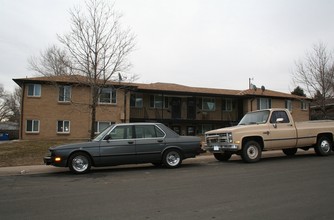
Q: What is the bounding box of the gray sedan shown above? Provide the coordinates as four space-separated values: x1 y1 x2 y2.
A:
44 123 202 174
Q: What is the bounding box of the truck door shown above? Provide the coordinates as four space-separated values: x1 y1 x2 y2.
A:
265 110 297 149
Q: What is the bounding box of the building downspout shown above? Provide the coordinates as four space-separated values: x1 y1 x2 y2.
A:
20 84 25 140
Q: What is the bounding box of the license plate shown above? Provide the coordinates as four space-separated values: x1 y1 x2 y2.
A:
213 146 220 151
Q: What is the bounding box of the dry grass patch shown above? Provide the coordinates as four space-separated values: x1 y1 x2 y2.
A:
0 140 82 167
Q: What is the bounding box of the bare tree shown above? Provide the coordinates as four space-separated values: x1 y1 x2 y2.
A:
27 0 135 138
0 85 12 122
292 42 334 118
58 0 135 138
7 87 22 123
28 45 72 76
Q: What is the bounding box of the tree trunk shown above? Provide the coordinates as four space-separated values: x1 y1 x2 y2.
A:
90 86 99 139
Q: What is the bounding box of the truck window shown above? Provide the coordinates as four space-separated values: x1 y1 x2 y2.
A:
270 111 290 123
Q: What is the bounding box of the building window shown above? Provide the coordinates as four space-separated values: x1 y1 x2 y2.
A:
27 84 41 97
99 88 117 104
202 97 216 111
285 100 292 111
57 120 70 133
301 100 308 110
222 98 232 111
150 95 168 108
59 85 71 102
26 120 39 133
130 94 143 108
95 121 113 133
257 98 271 110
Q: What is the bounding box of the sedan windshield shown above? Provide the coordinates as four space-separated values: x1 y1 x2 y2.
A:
238 110 270 125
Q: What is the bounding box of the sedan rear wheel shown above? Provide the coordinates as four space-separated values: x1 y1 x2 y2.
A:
163 149 182 168
68 152 91 174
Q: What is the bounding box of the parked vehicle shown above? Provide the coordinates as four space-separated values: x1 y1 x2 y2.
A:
44 123 202 174
205 108 334 163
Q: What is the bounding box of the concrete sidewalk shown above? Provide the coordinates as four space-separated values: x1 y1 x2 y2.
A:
0 165 68 176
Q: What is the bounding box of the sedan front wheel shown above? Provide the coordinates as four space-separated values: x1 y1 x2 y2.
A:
68 152 92 174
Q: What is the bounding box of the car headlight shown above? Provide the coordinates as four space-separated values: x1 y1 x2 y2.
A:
227 132 233 143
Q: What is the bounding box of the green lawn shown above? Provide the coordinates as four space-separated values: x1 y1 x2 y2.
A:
0 140 82 167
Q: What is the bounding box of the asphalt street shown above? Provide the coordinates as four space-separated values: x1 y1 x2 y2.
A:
0 151 334 220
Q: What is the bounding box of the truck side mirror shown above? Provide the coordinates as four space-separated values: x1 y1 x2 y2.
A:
273 118 284 128
276 118 284 123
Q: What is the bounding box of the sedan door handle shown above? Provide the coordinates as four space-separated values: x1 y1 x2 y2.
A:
128 141 134 144
157 139 163 143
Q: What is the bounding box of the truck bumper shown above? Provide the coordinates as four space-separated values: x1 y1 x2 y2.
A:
205 144 239 152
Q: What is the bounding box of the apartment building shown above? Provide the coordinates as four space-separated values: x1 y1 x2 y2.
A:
13 75 310 140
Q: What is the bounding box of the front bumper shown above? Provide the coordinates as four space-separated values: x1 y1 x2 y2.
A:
43 155 67 167
43 156 52 165
205 144 239 152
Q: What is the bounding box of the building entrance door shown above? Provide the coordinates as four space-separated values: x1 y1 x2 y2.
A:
187 97 196 120
171 97 181 119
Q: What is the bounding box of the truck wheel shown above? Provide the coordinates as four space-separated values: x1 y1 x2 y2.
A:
163 149 182 168
282 148 298 156
241 141 261 163
68 152 92 174
214 152 232 161
315 136 332 156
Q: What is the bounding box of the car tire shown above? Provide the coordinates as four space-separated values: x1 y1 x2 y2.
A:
241 140 262 163
282 148 298 156
68 152 92 174
315 136 332 156
163 149 182 168
214 152 232 161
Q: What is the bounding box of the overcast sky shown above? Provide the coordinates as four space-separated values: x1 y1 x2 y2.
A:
1 0 334 94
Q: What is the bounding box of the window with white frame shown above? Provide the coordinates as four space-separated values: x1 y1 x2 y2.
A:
58 85 71 102
301 100 308 110
27 84 41 97
57 120 70 133
150 95 168 108
95 121 113 133
99 88 117 104
202 97 216 111
130 93 143 108
257 98 271 110
285 100 292 111
222 98 232 111
26 120 40 133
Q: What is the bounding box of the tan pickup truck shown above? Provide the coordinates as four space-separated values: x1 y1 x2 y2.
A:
205 108 334 163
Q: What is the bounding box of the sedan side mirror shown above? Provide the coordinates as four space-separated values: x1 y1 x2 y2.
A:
104 134 112 141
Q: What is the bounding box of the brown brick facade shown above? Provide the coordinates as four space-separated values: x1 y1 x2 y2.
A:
14 76 311 140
